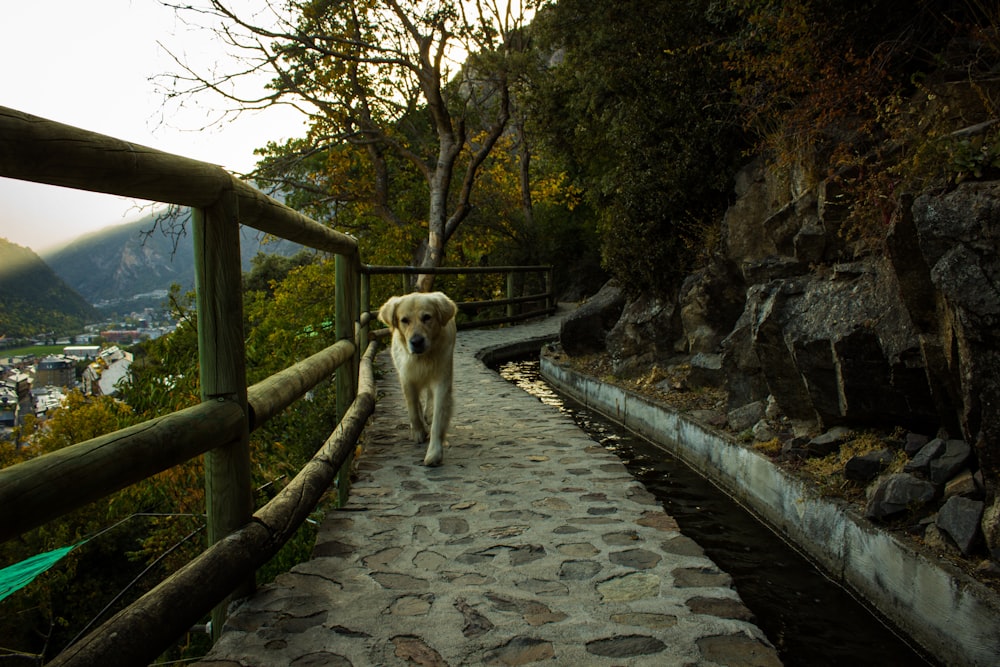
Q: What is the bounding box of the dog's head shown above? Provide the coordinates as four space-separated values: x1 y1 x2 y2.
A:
378 291 457 355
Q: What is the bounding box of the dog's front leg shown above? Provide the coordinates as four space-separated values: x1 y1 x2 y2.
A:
402 382 428 445
424 383 452 467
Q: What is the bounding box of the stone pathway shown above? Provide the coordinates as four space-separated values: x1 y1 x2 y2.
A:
196 309 781 667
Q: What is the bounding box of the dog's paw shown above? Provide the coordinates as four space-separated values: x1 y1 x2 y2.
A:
423 442 443 467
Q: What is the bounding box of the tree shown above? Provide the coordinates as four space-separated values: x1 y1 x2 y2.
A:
525 0 748 294
161 0 540 291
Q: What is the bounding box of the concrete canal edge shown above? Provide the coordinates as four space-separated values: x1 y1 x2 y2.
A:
539 350 1000 667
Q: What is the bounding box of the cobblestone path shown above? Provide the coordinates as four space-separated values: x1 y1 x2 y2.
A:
196 310 781 667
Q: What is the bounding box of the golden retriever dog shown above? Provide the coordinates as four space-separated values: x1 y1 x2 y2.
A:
378 291 458 466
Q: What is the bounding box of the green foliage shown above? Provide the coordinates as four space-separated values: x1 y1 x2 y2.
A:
949 133 1000 181
0 261 350 658
243 250 320 295
0 392 147 662
118 285 201 418
0 237 97 338
527 0 748 293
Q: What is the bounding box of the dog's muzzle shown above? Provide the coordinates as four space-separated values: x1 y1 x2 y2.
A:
408 334 427 354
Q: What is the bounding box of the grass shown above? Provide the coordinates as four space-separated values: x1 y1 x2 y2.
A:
800 432 907 499
1 344 66 358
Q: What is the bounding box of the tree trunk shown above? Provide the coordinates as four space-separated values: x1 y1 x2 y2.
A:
516 116 534 229
416 133 460 292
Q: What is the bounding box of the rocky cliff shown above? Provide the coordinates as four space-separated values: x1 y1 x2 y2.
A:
560 160 1000 569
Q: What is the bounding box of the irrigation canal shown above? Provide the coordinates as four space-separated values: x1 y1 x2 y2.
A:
494 357 936 667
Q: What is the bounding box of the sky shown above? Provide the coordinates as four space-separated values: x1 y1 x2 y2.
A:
0 1 306 254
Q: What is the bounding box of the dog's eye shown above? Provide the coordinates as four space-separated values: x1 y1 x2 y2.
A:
400 317 410 325
421 313 432 323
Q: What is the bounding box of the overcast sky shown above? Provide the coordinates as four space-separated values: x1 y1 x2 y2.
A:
0 1 305 253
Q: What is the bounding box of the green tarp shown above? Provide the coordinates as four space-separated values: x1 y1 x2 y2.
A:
0 541 85 602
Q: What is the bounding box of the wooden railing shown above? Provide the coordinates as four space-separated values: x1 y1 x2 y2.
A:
0 106 553 665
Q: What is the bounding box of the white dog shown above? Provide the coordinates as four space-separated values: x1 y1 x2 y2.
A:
378 291 458 466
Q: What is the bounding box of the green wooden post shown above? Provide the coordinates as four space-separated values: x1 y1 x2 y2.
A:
360 270 371 346
191 191 253 639
335 253 360 506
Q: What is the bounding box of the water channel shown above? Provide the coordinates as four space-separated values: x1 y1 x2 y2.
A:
494 357 937 667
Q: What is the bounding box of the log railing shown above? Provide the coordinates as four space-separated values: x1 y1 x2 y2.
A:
0 105 553 665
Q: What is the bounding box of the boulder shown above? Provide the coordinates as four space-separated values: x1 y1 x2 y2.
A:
943 469 982 500
904 432 930 457
845 449 894 483
605 292 679 376
809 426 853 455
936 496 985 556
722 158 820 266
781 427 852 461
727 400 765 433
904 438 947 475
719 285 772 413
752 419 778 442
559 280 625 356
865 473 937 520
929 440 973 485
677 258 745 354
685 353 724 389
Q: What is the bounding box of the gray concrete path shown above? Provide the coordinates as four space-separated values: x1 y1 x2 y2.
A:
196 309 781 667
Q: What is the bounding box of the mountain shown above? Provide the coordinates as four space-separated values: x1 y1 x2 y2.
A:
0 238 98 338
42 209 307 309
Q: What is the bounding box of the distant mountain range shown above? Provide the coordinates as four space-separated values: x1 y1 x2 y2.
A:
1 209 307 337
41 209 306 308
0 237 97 338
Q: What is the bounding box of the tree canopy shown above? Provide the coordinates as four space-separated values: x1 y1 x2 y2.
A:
525 0 749 293
162 0 540 291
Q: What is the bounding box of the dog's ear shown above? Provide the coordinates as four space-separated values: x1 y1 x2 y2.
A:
430 292 457 323
378 296 400 330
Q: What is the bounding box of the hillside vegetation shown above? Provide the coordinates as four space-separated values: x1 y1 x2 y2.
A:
0 237 96 338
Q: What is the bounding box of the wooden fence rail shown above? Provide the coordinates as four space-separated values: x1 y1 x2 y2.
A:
0 400 244 544
361 263 556 322
49 341 380 667
0 105 554 663
0 107 357 256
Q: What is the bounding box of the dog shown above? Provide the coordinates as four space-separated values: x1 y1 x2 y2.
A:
377 291 458 466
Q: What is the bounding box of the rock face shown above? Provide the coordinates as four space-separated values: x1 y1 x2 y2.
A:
561 158 1000 499
721 262 936 427
905 184 1000 487
557 162 1000 565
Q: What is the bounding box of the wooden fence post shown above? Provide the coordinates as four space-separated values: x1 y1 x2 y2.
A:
545 267 554 312
191 190 253 639
335 252 360 506
360 270 371 346
506 271 516 320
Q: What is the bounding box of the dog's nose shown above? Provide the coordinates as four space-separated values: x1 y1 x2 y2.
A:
409 334 426 354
